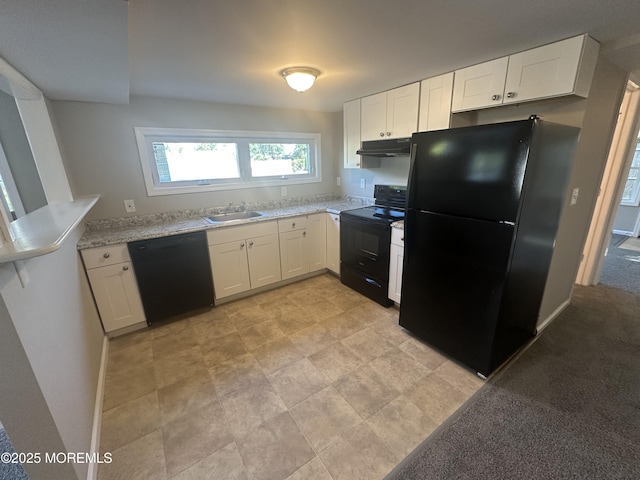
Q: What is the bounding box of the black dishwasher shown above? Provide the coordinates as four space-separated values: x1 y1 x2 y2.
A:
128 231 214 324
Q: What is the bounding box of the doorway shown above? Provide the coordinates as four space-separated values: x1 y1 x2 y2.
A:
578 80 640 293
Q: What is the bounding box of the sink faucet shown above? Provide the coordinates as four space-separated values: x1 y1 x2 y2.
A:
240 201 246 211
226 201 234 213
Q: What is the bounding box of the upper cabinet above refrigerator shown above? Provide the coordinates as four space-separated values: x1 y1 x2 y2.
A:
452 34 600 112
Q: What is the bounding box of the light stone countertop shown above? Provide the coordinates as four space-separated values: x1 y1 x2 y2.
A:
77 200 362 250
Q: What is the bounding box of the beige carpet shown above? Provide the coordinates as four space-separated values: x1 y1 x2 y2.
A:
618 236 640 252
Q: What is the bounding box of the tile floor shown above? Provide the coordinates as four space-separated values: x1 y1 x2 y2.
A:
97 273 484 480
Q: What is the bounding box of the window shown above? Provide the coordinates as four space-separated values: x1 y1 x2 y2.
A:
134 128 321 196
621 141 640 206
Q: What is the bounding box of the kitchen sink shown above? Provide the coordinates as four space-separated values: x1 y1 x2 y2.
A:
204 211 264 223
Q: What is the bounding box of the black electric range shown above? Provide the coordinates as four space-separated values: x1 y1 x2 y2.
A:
340 185 406 306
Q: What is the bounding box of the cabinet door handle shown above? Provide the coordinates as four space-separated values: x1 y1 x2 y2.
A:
379 132 385 137
491 94 501 101
292 222 296 228
386 132 391 137
506 92 515 98
249 241 254 247
122 265 129 271
303 231 307 237
240 242 245 249
401 237 404 241
103 253 110 258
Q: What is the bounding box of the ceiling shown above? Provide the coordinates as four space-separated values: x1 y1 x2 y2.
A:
2 0 640 112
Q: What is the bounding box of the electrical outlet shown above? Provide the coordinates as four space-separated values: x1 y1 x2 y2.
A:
124 199 136 213
360 178 366 189
570 188 579 206
281 186 287 197
336 176 341 186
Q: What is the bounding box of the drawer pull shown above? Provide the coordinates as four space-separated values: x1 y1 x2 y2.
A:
103 253 111 259
122 265 129 271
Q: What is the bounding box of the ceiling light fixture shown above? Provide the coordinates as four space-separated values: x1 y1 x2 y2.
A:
281 67 320 92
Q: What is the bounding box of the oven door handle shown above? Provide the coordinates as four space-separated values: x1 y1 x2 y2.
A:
365 277 383 288
340 215 391 232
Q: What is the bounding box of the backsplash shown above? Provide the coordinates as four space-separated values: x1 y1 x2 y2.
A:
85 193 374 231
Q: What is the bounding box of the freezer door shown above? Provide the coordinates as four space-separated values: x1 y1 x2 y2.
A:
399 210 515 375
408 119 534 223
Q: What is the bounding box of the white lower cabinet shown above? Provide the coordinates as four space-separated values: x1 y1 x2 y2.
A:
207 221 281 300
208 240 251 298
388 227 405 304
278 213 328 280
308 213 327 272
82 244 146 333
278 216 309 280
205 212 339 301
326 213 340 274
279 229 309 280
247 234 282 288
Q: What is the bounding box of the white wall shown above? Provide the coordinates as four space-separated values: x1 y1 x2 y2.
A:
0 226 104 479
51 96 342 220
340 156 412 198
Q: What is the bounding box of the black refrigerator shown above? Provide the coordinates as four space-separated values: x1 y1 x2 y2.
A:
399 116 579 377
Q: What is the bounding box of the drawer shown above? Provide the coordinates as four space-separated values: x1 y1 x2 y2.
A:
207 220 278 245
391 227 405 247
82 244 131 269
277 216 307 233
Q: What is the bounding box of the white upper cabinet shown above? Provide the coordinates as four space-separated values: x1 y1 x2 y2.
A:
452 35 599 112
361 83 420 141
343 99 362 169
503 35 598 104
452 57 509 112
361 92 387 141
419 72 454 131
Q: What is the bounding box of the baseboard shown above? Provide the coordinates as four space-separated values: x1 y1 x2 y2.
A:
86 335 109 480
535 298 570 335
214 269 329 306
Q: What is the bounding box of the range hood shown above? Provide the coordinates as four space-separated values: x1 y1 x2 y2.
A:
356 137 411 157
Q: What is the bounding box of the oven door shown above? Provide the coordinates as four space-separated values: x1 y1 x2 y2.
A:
340 214 391 281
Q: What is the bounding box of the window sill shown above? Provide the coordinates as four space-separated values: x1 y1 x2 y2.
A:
0 195 99 263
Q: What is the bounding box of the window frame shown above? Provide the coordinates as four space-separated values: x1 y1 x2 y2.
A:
134 127 322 196
620 145 640 207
